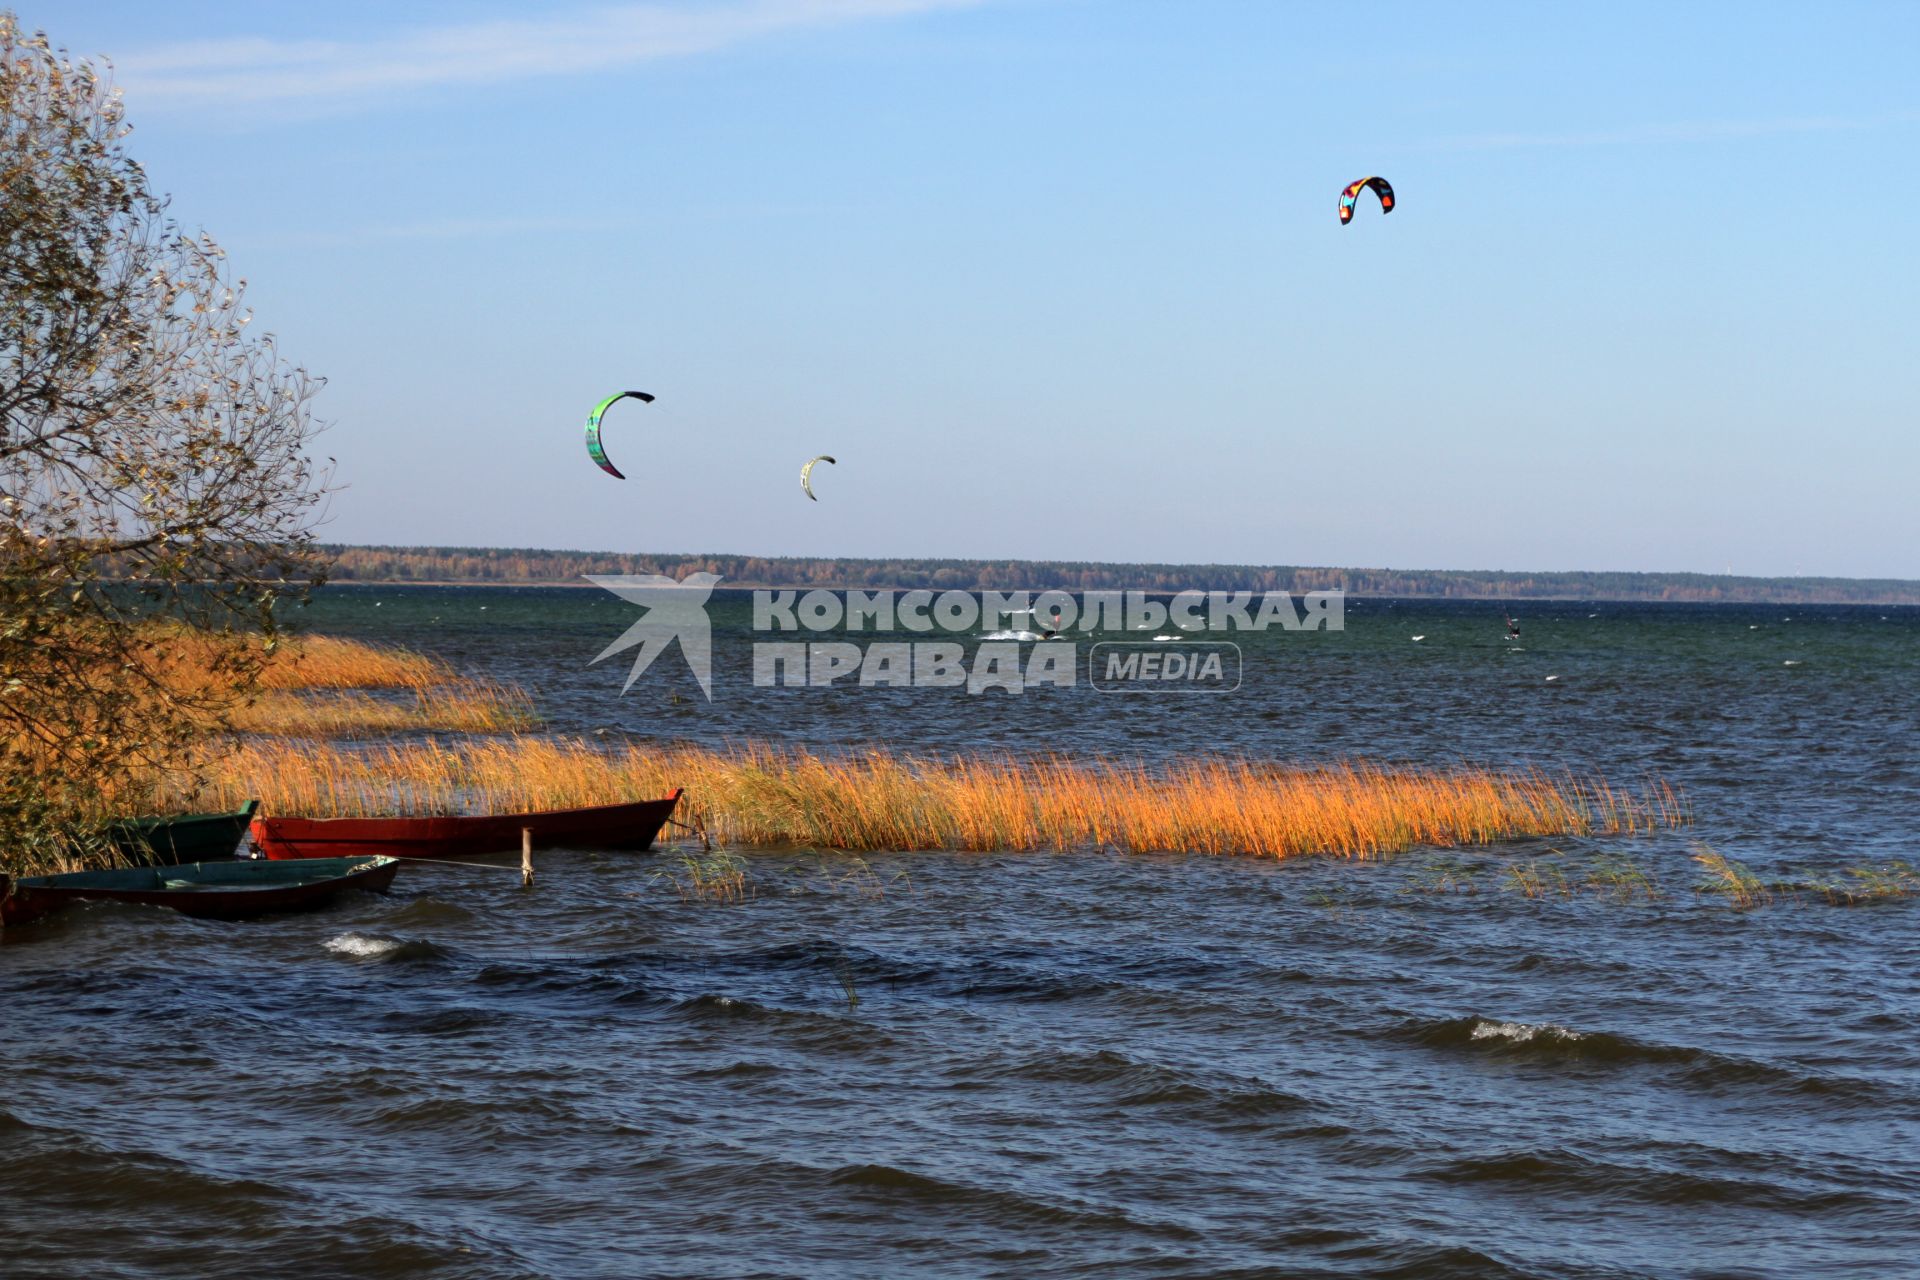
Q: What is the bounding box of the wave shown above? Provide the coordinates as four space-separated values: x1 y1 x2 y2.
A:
375 1004 517 1036
1416 1146 1901 1214
1406 1015 1904 1104
362 1090 582 1139
322 931 446 963
970 1047 1319 1133
0 1114 297 1227
683 1059 782 1080
1412 1015 1696 1063
825 1161 1202 1238
670 992 900 1055
627 939 943 994
652 938 1115 1004
470 959 651 1007
382 897 478 926
1470 1019 1586 1047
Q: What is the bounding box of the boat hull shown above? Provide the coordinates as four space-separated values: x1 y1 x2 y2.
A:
1 873 51 929
106 801 259 866
249 791 683 861
6 856 400 923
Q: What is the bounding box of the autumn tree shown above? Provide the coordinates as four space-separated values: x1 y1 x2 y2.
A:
2 15 330 866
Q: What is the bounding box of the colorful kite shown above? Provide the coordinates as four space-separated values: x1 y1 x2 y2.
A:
1339 176 1395 225
585 390 654 479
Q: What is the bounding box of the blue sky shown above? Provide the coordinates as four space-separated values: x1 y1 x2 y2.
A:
31 1 1920 576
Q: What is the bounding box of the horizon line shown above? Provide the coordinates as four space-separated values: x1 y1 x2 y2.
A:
312 543 1920 589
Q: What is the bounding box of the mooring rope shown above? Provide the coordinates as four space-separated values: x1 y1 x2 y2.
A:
664 813 712 851
377 855 532 873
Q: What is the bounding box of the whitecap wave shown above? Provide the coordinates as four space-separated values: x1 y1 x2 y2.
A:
979 629 1045 641
325 932 405 959
1469 1019 1583 1045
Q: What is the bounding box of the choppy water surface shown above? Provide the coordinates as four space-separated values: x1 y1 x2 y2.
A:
5 589 1918 1278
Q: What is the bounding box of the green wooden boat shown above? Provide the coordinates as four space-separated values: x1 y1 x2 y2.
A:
2 855 400 925
105 800 258 866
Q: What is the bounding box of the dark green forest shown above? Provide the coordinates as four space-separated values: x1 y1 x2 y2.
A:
319 545 1920 605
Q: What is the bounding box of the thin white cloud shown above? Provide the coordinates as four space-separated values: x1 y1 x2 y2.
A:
112 0 982 109
1435 110 1917 150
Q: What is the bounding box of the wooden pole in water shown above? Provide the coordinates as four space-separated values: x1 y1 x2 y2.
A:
521 827 533 888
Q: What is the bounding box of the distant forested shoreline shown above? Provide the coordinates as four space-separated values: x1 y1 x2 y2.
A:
315 546 1920 605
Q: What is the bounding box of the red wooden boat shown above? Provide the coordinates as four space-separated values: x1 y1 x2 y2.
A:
249 790 683 861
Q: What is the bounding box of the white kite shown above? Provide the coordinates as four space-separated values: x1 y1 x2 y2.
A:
800 454 836 502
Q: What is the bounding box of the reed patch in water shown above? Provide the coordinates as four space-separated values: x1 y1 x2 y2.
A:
1811 862 1920 905
139 628 459 694
1586 851 1662 900
1692 847 1773 908
1406 855 1488 894
835 961 860 1009
129 736 1687 860
1505 857 1574 900
227 683 536 737
116 630 536 737
198 632 533 733
1391 846 1909 912
253 633 456 691
654 852 755 904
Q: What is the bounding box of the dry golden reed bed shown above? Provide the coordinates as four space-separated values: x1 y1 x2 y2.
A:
229 684 534 736
140 737 1686 859
155 630 535 735
149 628 454 691
253 633 455 691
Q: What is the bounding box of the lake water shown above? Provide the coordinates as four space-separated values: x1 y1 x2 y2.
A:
4 587 1916 1278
